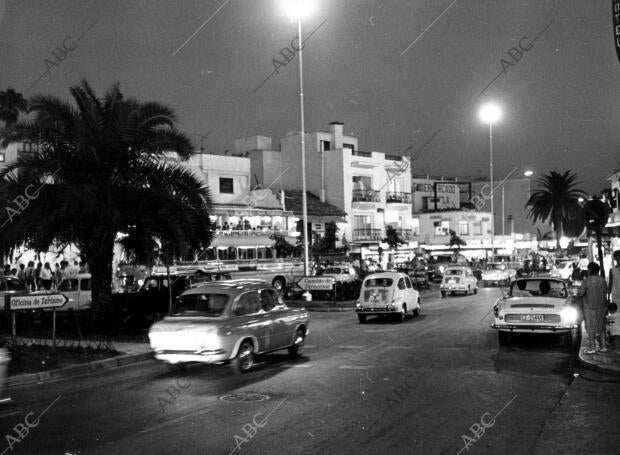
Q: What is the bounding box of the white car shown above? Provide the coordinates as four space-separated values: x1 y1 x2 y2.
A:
491 278 581 345
550 261 575 281
481 263 516 286
322 266 358 283
355 272 420 323
440 266 479 297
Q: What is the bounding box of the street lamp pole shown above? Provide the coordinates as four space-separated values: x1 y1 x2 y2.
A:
297 17 310 278
489 122 494 259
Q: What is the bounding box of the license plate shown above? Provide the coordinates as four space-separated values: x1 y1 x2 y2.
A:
449 279 456 284
520 314 544 321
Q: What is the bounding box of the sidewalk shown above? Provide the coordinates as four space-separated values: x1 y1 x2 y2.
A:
576 322 620 376
6 340 152 387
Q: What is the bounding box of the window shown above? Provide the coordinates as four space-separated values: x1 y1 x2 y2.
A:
397 278 406 290
0 153 5 163
404 277 412 288
411 219 420 236
58 279 79 291
219 177 234 194
459 221 469 235
320 140 331 151
473 222 482 235
434 221 449 236
343 143 355 152
259 289 279 311
80 278 91 291
233 292 262 316
352 175 372 190
353 215 372 230
172 293 228 317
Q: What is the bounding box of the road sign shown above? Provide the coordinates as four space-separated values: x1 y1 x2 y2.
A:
294 276 335 291
9 293 68 310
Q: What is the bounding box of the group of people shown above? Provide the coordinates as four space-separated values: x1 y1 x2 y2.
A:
578 251 620 354
3 260 87 291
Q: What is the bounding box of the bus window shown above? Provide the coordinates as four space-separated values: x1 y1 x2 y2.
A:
206 247 217 260
265 248 274 259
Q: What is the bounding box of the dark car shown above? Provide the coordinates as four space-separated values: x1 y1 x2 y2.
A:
113 269 232 329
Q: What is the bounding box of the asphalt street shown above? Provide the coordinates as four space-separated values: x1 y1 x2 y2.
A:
0 286 619 455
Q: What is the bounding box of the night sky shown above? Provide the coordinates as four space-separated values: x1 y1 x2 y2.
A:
1 0 618 193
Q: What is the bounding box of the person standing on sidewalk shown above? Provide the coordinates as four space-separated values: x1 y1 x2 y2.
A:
578 262 608 354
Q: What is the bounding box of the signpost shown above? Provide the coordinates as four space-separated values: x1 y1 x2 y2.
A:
294 276 335 291
8 294 68 347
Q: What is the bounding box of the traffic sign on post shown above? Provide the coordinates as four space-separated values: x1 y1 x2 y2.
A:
9 293 68 310
294 276 335 291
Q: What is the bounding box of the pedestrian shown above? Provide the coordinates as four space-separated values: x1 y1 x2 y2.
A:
40 262 53 290
578 254 589 280
34 262 42 290
578 262 608 354
16 264 26 283
25 261 35 291
607 250 620 311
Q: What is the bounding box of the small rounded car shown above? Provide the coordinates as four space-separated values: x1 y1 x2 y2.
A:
440 266 478 297
355 272 420 323
322 265 358 283
491 278 581 345
481 262 517 287
148 280 309 373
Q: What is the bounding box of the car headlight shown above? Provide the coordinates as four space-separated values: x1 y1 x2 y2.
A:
439 266 445 273
560 307 578 324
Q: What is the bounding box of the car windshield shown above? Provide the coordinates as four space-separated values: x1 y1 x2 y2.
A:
509 280 567 298
324 268 342 274
445 269 463 276
365 278 393 288
171 293 229 317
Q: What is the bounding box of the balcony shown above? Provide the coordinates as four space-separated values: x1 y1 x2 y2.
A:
392 228 413 240
352 189 381 202
386 192 412 204
353 228 382 241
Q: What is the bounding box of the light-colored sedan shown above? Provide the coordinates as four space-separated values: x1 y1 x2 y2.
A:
481 262 517 287
440 266 479 297
149 280 309 373
355 272 420 323
491 278 581 345
550 261 575 281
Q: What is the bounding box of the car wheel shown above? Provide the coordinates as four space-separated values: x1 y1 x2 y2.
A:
441 291 446 298
272 277 285 292
232 340 254 374
288 329 305 357
474 287 478 295
498 331 511 345
412 307 420 317
466 286 471 296
562 328 579 348
357 314 367 324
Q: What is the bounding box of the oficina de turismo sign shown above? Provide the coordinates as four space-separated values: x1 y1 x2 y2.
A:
9 294 68 310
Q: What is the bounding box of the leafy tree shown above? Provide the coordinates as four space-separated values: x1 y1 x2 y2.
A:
526 170 587 244
0 80 213 322
383 225 406 250
448 229 466 250
0 88 27 126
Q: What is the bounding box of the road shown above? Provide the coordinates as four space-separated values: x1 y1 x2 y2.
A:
0 286 619 454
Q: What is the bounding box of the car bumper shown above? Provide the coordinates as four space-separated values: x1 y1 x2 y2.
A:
440 285 468 291
491 323 578 333
356 307 400 314
152 348 229 364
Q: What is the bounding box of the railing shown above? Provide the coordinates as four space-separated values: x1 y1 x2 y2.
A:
386 192 412 204
215 228 293 237
385 154 403 161
351 150 372 158
352 189 380 202
353 228 382 241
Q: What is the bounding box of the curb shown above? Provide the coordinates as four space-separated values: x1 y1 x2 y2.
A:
576 323 620 377
6 351 154 387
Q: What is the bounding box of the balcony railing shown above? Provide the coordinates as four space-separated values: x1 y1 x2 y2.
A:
352 150 372 158
352 189 380 202
353 228 382 241
386 192 412 204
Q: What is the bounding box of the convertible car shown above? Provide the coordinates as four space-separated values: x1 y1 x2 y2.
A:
491 278 581 345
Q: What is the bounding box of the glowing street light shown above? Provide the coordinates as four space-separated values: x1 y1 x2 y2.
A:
523 170 534 177
478 103 503 260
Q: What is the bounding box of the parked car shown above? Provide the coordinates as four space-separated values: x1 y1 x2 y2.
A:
491 278 581 345
55 273 92 311
322 266 358 283
149 280 309 373
481 262 516 287
355 272 420 323
440 266 478 297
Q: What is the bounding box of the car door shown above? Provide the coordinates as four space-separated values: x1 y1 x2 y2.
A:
403 276 416 304
231 291 269 352
259 289 290 349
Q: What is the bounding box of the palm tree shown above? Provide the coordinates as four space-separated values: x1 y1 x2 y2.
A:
526 170 587 244
0 88 27 126
0 80 213 322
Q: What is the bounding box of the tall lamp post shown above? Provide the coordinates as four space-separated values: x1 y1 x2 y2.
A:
283 0 314 286
478 103 502 260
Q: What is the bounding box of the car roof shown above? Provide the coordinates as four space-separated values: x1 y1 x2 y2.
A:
364 272 407 280
181 280 271 296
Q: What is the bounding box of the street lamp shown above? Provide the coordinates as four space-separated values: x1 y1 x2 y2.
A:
478 103 503 260
283 0 313 291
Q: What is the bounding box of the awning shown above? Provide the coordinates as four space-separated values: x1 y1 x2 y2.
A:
211 205 293 217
